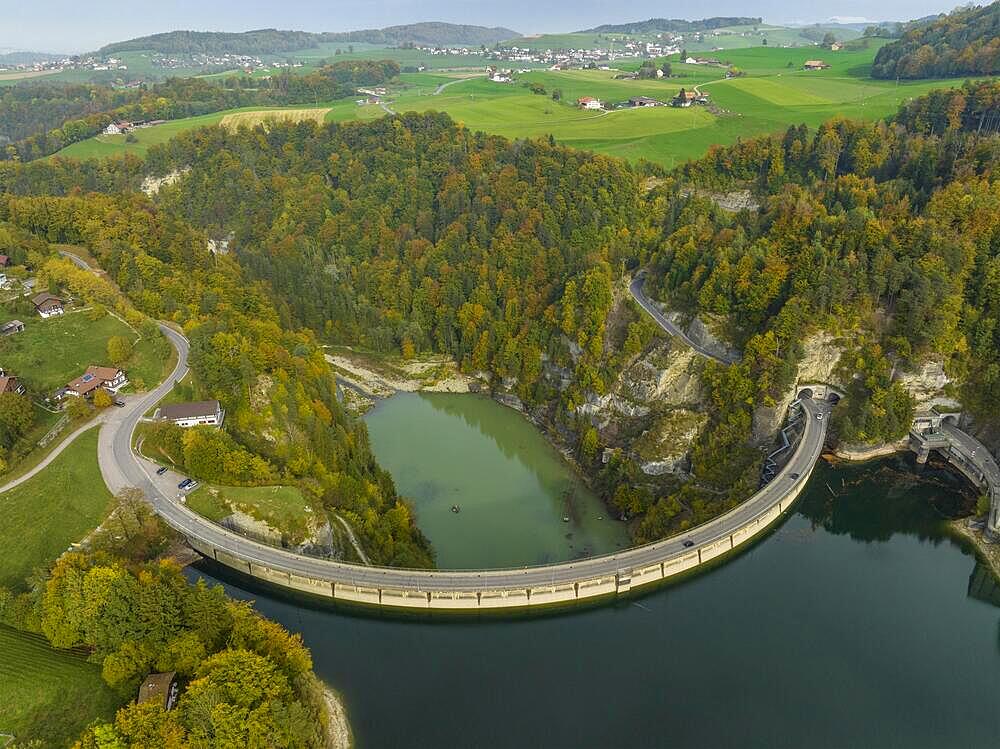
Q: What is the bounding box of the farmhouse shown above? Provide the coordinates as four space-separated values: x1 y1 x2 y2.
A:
138 672 178 711
104 120 134 135
628 96 663 107
0 374 26 395
156 399 225 428
0 319 25 336
577 96 603 110
804 60 830 70
66 365 128 398
830 42 843 51
31 293 64 318
671 89 698 107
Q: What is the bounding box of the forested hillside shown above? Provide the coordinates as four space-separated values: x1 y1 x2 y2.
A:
579 17 761 34
1 80 998 549
871 2 1000 79
97 22 518 56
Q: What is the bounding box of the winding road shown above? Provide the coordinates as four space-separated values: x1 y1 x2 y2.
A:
629 274 739 364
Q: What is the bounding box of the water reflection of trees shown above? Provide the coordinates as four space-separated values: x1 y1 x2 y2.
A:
419 392 588 495
797 461 973 545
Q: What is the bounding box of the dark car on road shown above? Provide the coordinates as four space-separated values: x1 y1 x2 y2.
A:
113 399 126 407
682 539 694 548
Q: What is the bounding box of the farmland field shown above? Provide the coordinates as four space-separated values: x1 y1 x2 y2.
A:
0 625 122 747
50 39 991 168
220 107 332 129
0 427 111 590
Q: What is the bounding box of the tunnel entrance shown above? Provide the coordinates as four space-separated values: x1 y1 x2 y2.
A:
797 388 814 400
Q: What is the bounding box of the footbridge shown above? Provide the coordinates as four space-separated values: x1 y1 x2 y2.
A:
96 324 833 610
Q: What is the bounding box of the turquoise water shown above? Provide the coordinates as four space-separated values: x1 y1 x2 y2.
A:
364 392 629 568
193 455 1000 748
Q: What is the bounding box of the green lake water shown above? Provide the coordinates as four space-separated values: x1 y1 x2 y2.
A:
363 392 630 568
193 454 1000 748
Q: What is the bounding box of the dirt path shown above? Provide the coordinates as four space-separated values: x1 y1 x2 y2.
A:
334 513 371 565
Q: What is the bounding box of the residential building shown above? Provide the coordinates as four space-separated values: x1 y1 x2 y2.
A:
577 96 603 110
156 400 225 428
137 672 178 711
104 120 134 135
671 90 698 107
31 292 64 318
66 365 128 398
0 374 26 395
629 96 663 107
1 320 25 336
804 60 830 70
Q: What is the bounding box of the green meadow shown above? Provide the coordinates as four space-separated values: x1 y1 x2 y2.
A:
0 427 112 591
0 625 122 747
51 39 990 168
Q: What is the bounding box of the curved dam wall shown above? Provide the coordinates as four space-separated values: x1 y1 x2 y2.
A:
186 476 811 611
176 400 825 611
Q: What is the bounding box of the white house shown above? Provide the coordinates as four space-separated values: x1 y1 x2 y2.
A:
66 366 128 398
577 96 603 110
156 400 225 428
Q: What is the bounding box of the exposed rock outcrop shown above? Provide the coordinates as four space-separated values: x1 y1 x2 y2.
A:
141 168 188 196
632 408 709 476
895 359 959 410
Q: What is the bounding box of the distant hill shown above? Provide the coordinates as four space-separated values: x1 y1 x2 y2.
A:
577 17 762 34
871 3 1000 79
0 51 63 64
96 23 518 57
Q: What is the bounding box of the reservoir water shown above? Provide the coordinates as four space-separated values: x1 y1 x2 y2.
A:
192 453 1000 748
363 392 629 568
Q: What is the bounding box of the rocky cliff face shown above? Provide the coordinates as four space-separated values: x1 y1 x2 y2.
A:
752 331 847 443
895 360 960 410
577 339 708 476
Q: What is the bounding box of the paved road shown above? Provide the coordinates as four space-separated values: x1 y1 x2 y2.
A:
628 274 739 365
941 423 1000 495
102 317 830 590
433 76 482 95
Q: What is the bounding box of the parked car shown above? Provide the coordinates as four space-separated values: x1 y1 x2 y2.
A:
185 481 199 491
177 478 192 489
156 466 168 475
113 399 126 408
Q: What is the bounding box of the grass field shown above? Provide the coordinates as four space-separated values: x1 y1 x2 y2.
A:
0 625 122 747
220 107 332 130
51 40 989 169
0 310 167 393
186 483 313 542
0 427 111 590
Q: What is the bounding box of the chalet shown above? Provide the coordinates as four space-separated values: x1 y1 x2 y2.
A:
804 60 830 70
66 365 128 398
0 320 25 336
137 672 178 711
0 374 26 395
156 400 225 428
830 42 843 51
31 293 64 318
577 96 603 110
628 96 663 108
671 90 698 107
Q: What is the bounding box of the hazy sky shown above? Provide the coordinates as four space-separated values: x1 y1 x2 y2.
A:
2 0 951 53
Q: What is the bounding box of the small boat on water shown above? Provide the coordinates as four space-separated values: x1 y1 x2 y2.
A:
451 505 460 514
562 516 570 523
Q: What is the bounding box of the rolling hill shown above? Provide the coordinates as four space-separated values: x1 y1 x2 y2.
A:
578 17 762 34
97 23 519 57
